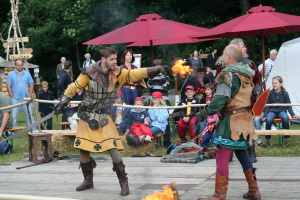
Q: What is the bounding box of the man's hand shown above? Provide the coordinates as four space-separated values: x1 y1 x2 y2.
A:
196 106 209 122
53 95 71 115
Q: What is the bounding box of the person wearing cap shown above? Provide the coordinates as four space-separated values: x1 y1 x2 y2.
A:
177 85 199 143
111 91 131 135
148 92 169 137
196 44 261 200
125 97 153 146
181 68 209 100
147 59 172 147
53 47 169 196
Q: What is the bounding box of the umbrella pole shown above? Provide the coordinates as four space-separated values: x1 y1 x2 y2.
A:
261 30 266 90
174 73 179 104
150 40 154 66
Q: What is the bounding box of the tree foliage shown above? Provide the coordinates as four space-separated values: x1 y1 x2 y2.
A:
0 0 300 96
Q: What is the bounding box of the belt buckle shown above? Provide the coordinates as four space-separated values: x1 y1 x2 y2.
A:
233 110 236 114
130 86 135 90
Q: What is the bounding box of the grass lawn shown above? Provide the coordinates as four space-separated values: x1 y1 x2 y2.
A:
1 108 300 164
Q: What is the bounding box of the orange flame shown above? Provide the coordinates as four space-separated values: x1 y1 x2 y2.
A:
171 59 193 79
142 185 174 200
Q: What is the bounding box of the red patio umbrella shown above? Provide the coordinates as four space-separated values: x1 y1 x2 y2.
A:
195 5 300 86
83 14 209 66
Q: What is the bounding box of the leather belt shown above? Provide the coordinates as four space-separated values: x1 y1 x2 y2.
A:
122 85 137 90
223 107 250 116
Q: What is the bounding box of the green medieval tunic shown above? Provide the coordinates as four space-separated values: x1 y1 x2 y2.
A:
206 62 257 150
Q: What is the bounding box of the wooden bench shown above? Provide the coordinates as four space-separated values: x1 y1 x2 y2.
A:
32 130 77 154
168 112 180 137
154 132 165 146
60 122 71 130
256 118 298 146
28 132 54 163
32 130 76 136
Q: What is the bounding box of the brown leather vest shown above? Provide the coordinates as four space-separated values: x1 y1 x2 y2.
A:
226 73 257 144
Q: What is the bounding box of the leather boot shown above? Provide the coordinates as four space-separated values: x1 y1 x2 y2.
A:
76 157 97 191
112 160 129 196
248 146 257 163
266 139 272 147
282 138 289 148
198 172 228 200
243 168 261 200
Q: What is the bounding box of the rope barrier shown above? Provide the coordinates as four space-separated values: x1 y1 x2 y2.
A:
0 98 299 111
0 101 29 111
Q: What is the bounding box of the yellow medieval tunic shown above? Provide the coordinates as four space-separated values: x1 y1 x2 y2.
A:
64 65 148 152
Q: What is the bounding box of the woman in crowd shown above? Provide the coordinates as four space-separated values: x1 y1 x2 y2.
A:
262 76 299 147
119 50 143 105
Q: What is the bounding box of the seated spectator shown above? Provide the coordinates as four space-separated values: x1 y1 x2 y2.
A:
0 92 14 154
199 83 215 134
38 81 54 130
262 76 299 147
147 59 171 147
198 84 217 147
148 92 169 136
111 91 130 135
199 113 218 147
177 85 199 143
125 97 153 147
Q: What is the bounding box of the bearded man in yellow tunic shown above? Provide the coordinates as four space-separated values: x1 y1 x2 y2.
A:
54 47 167 196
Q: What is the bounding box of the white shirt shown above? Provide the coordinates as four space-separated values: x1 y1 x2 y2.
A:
258 58 275 76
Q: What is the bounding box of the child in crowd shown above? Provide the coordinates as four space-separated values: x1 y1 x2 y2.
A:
177 85 199 143
148 92 169 136
262 76 299 147
111 91 130 135
125 97 153 147
147 60 172 147
38 81 54 130
147 59 170 105
205 66 214 84
199 83 218 147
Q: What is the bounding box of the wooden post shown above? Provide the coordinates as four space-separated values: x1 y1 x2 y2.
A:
174 73 178 96
170 182 180 200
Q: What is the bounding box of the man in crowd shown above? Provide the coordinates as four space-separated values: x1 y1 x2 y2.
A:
0 92 14 154
82 53 95 68
53 47 168 196
216 38 261 163
258 49 277 81
56 57 73 80
197 44 261 200
57 61 73 130
6 60 37 131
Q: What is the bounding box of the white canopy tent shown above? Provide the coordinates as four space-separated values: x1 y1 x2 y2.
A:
266 37 300 116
